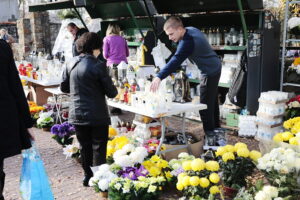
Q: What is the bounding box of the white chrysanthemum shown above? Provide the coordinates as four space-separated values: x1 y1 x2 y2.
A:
263 186 278 198
115 155 132 167
88 176 99 187
135 147 148 156
129 151 144 164
178 152 189 159
114 183 122 190
255 191 272 200
113 149 125 160
98 164 110 174
98 179 110 191
122 144 135 153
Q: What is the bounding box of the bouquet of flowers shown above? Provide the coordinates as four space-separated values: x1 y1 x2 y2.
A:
286 96 300 120
142 155 173 180
257 147 300 196
143 139 166 156
175 157 221 199
50 122 75 146
215 143 261 189
113 144 148 167
169 152 195 177
89 164 118 192
36 111 54 129
107 136 130 164
108 176 166 200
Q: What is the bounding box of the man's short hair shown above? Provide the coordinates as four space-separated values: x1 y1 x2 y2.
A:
76 32 102 54
67 22 77 28
163 17 184 30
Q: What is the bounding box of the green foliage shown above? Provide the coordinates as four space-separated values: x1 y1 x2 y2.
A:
219 157 256 188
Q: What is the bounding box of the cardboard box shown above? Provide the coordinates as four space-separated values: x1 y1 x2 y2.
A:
162 138 204 161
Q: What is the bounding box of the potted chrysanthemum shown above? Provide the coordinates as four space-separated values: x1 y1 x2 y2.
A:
215 143 261 198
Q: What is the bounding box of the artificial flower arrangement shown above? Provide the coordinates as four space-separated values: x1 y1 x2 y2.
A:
50 122 75 146
62 136 80 160
286 95 300 120
257 147 300 197
143 139 166 156
36 111 54 130
215 143 261 192
175 156 221 199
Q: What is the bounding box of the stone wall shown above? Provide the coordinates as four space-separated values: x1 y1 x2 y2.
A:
14 11 61 60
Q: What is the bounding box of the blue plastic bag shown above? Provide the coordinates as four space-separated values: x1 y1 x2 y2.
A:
20 144 54 200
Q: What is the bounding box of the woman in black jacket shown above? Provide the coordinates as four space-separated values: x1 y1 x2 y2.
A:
0 39 34 200
60 32 118 186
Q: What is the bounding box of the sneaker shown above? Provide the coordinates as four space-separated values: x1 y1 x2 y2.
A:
214 128 226 146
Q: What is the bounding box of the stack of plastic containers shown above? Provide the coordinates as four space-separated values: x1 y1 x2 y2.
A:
238 115 257 137
256 91 288 140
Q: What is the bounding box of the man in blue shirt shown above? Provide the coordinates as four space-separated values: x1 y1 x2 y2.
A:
150 17 222 146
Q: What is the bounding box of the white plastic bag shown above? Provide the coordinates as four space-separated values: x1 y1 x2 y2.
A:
151 40 172 69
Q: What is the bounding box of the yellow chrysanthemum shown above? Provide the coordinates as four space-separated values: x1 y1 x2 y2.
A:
191 158 205 171
209 186 220 194
222 152 235 162
189 176 200 186
151 155 161 162
181 176 190 187
282 132 294 141
289 137 299 145
209 173 220 184
249 150 262 161
234 142 248 152
236 148 250 158
224 145 235 152
176 183 184 191
178 173 187 182
149 167 160 177
273 133 284 142
182 160 192 171
205 161 220 171
215 146 227 157
199 178 210 188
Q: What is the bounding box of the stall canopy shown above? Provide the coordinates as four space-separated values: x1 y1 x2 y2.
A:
29 0 263 20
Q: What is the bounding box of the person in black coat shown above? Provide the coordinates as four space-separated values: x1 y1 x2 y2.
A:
0 39 34 200
60 32 118 187
67 22 88 57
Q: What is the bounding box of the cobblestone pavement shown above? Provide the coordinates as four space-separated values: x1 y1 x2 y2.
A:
3 112 258 200
3 128 99 200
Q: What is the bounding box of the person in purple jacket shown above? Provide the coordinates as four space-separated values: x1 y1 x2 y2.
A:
103 24 129 67
103 24 129 114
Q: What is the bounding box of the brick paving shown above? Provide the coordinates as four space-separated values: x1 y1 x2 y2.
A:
2 112 258 200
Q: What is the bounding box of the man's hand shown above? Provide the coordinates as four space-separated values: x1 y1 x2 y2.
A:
27 128 35 141
150 77 161 92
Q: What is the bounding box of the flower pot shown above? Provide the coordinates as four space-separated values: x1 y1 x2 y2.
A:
42 127 51 132
222 186 238 199
99 191 108 198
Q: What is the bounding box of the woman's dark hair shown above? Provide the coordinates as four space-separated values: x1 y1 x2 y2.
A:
75 32 102 54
